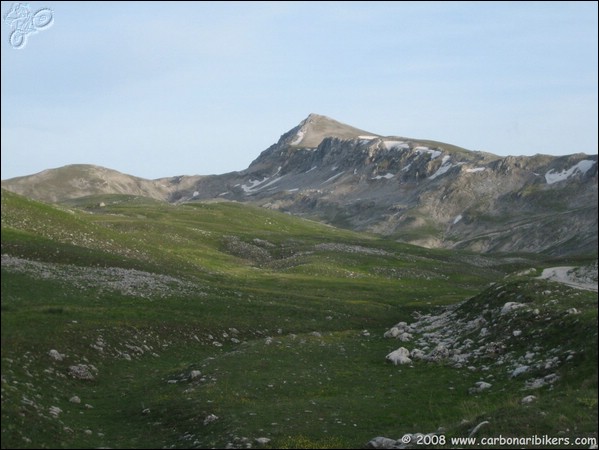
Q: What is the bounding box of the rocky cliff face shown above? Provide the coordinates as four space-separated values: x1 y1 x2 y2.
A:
178 115 597 255
3 114 597 256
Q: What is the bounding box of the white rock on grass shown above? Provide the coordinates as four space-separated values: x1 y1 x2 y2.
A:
255 437 271 446
68 364 96 381
521 395 537 404
49 406 62 417
69 395 81 404
525 373 560 390
410 349 425 360
511 365 530 378
203 414 219 425
48 349 64 361
469 381 492 394
500 302 526 315
525 378 545 389
398 332 413 342
365 436 399 449
428 344 450 361
384 327 401 338
386 347 412 365
189 370 202 380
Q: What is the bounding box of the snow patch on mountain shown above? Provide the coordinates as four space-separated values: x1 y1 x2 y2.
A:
545 160 596 184
372 173 395 180
290 130 305 146
322 172 344 184
261 176 285 190
429 156 453 180
241 177 269 193
383 141 409 150
414 146 442 159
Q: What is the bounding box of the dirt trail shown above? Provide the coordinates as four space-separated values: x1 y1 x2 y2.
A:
538 266 598 292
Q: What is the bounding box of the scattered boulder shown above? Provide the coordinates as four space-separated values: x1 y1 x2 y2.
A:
365 436 401 449
428 344 450 361
69 395 81 404
469 381 492 394
511 365 530 378
398 332 413 342
484 341 506 357
521 395 537 404
384 327 401 338
525 373 560 389
410 348 425 360
48 349 64 361
384 322 415 340
48 406 62 418
255 437 271 446
500 302 526 315
68 364 96 381
203 414 219 425
386 347 412 365
190 370 202 380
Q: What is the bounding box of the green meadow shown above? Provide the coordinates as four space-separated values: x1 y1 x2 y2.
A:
1 190 596 448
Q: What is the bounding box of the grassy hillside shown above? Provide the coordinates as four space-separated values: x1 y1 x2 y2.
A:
1 190 596 448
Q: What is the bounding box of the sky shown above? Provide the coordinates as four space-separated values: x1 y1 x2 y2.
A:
1 1 597 180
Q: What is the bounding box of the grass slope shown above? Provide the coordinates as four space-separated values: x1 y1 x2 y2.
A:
1 190 596 448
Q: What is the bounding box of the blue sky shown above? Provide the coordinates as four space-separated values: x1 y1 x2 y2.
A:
1 1 597 180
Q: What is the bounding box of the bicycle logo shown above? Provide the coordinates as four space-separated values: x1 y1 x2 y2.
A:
4 3 53 49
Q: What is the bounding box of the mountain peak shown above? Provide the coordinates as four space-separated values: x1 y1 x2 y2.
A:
288 113 378 148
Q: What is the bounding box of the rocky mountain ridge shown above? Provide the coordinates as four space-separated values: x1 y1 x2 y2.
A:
2 114 597 255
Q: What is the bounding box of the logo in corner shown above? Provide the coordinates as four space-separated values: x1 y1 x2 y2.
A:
4 2 53 49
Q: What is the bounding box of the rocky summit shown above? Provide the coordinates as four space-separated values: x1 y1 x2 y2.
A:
2 114 597 255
